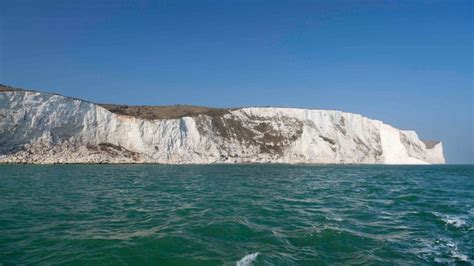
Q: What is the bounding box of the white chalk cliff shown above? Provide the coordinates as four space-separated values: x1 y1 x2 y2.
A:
0 89 445 164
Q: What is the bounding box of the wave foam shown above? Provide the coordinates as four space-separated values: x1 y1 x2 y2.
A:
236 252 259 266
428 239 470 264
432 212 468 229
441 216 467 228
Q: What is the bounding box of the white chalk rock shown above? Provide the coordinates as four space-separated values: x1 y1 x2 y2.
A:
0 91 445 164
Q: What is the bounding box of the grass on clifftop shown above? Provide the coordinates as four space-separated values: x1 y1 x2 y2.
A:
99 104 232 120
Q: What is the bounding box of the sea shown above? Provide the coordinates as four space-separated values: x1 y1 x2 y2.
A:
0 164 472 265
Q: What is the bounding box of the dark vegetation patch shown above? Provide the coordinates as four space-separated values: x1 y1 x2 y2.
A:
335 117 347 135
99 104 233 120
353 137 369 151
320 135 336 146
320 135 337 152
254 122 272 132
196 115 303 156
371 133 383 158
87 142 140 161
400 133 424 153
353 136 382 161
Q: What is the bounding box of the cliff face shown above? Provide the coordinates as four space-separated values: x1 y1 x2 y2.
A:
0 90 445 164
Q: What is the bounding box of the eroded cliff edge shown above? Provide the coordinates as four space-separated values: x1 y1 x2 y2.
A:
0 86 445 164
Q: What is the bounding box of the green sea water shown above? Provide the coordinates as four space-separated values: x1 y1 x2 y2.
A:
0 164 472 265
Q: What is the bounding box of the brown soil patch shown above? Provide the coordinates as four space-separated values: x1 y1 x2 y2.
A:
0 84 18 92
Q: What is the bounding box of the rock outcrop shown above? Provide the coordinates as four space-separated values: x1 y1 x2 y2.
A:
0 87 445 164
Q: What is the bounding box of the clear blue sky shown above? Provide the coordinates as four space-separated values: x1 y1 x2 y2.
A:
1 0 472 163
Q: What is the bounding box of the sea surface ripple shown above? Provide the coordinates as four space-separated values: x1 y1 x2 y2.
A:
0 164 472 265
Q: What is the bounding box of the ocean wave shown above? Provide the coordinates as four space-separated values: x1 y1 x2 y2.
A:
2 165 472 265
423 238 470 264
236 252 259 266
432 212 468 229
443 241 469 262
325 215 343 222
442 216 467 228
449 249 469 262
